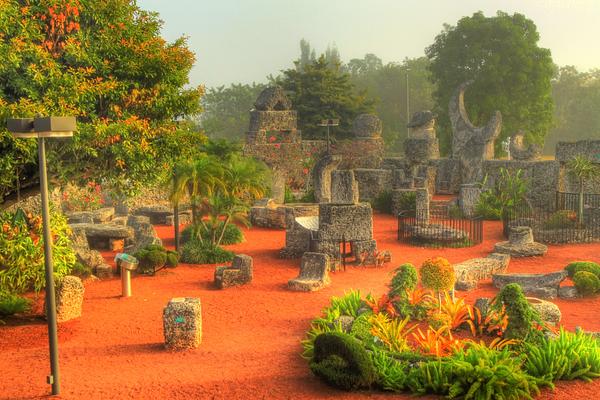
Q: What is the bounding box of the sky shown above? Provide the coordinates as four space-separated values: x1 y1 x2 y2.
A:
138 0 600 88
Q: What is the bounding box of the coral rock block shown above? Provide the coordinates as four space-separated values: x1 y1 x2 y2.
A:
163 297 202 350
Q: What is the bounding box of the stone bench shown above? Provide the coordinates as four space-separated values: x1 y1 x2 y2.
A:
69 223 133 251
135 205 173 224
492 270 567 299
288 252 330 292
454 253 510 291
214 255 253 289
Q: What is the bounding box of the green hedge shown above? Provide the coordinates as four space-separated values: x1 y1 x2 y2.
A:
180 240 234 264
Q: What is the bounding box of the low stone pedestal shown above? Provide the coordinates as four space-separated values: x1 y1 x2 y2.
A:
165 213 192 226
288 252 330 292
214 255 253 289
454 253 510 291
163 297 202 350
51 275 85 322
94 263 113 279
494 226 547 257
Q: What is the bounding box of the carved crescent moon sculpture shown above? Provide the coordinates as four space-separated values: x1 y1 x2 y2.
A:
449 81 502 160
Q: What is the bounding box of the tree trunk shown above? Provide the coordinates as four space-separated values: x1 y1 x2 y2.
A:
174 204 180 253
217 216 231 246
579 179 585 226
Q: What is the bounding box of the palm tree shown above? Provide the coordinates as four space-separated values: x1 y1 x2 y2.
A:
567 156 600 225
223 155 270 200
168 155 225 247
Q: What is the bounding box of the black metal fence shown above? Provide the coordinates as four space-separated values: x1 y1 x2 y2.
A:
398 210 483 247
504 192 600 244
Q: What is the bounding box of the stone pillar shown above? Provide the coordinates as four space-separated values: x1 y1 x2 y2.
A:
163 297 202 349
271 168 286 204
331 170 359 204
459 184 482 218
49 275 84 323
312 154 342 203
416 188 430 224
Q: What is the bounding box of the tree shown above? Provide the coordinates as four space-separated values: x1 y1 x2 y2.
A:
200 83 266 141
567 156 600 225
277 55 375 139
349 56 435 153
426 11 555 155
545 67 600 153
0 0 203 199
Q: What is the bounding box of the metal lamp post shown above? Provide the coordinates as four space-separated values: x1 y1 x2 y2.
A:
317 119 339 154
7 116 76 396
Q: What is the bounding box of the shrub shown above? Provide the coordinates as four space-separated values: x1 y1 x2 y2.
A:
525 328 600 382
494 283 543 342
396 191 416 213
180 240 234 264
370 348 408 392
329 290 364 317
427 312 451 331
349 313 375 343
573 271 600 297
181 222 244 245
61 181 104 212
565 261 600 278
298 189 315 203
165 251 179 268
389 263 417 299
71 262 93 279
544 210 578 229
134 245 169 274
420 257 455 294
0 292 31 316
310 332 377 391
474 190 503 220
371 191 393 214
369 313 415 353
0 208 76 294
284 186 295 203
407 344 548 398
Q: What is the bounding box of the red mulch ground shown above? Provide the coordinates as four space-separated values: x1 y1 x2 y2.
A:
2 214 600 400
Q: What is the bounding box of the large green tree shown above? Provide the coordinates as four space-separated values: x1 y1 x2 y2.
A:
0 0 203 200
200 83 265 141
278 55 375 139
545 66 600 153
426 11 555 155
349 56 435 153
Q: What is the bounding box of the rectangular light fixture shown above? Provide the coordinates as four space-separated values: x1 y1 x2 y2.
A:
7 116 76 138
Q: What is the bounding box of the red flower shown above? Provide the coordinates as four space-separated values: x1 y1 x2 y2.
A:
303 168 309 175
274 143 281 149
269 135 276 142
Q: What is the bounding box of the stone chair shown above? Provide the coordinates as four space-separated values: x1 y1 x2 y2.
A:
214 254 253 289
494 226 547 257
288 252 330 292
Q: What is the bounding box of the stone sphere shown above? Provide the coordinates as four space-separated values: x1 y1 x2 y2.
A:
352 114 382 138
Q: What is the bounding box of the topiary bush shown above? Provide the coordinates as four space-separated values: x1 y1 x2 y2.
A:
396 191 416 213
134 244 179 274
565 261 600 278
420 257 455 303
349 312 375 343
370 348 408 392
310 332 377 391
180 240 234 264
572 271 600 297
181 222 244 245
389 263 418 299
494 283 543 342
544 210 578 230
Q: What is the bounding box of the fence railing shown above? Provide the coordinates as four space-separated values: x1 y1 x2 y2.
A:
504 192 600 244
398 210 483 247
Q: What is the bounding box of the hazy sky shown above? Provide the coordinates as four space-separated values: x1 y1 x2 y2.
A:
138 0 600 88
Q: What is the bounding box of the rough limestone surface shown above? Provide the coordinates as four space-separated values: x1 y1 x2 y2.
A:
353 169 392 202
454 253 511 291
331 170 359 204
69 223 133 240
253 86 292 111
336 316 355 332
66 211 94 224
53 275 84 322
280 216 318 259
214 254 253 289
406 224 468 243
92 207 115 223
459 184 482 218
163 297 202 350
312 154 342 203
527 287 558 300
494 226 548 257
95 263 113 279
510 132 542 161
492 270 567 293
317 203 373 242
415 188 430 224
449 81 502 183
125 215 162 254
558 285 579 299
527 297 562 325
404 138 440 163
165 213 192 226
135 205 173 224
69 227 105 272
391 189 417 216
288 252 330 292
474 298 491 315
352 114 382 138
